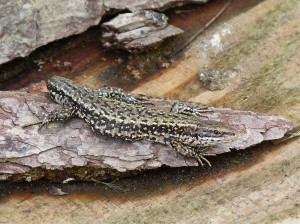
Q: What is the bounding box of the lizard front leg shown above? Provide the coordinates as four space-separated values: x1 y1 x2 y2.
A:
171 102 212 118
170 139 214 166
189 148 216 167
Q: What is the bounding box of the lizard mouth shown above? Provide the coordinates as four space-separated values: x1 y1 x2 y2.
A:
195 126 238 146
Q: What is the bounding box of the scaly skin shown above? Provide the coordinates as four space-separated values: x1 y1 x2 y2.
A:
37 76 238 166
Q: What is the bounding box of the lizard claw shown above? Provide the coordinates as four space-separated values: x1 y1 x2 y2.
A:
22 119 49 130
196 154 212 167
38 120 49 130
22 120 43 128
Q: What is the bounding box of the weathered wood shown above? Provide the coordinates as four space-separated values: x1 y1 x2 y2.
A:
0 0 105 65
1 0 300 224
0 87 293 182
0 0 208 66
101 10 183 51
104 0 209 11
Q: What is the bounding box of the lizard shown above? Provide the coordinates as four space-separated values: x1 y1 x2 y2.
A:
27 76 238 166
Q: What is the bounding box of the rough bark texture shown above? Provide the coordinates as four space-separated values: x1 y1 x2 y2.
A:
0 89 293 182
0 0 105 65
0 0 208 65
101 10 183 51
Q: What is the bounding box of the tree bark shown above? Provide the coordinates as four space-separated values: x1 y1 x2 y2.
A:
101 10 183 51
0 0 208 66
0 87 293 182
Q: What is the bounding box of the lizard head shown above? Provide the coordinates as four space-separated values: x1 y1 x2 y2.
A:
193 121 238 147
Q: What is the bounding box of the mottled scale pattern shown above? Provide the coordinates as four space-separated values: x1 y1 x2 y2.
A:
42 76 238 166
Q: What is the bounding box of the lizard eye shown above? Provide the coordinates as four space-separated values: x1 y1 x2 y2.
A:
214 130 221 135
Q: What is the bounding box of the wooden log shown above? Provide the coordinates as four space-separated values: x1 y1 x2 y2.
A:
0 85 293 182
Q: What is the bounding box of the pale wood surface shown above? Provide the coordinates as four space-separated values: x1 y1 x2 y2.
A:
1 0 300 223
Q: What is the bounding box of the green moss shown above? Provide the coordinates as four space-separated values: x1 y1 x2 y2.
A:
223 31 300 120
215 0 299 69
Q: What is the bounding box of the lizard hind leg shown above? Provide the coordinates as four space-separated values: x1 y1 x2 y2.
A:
39 106 76 129
24 100 76 130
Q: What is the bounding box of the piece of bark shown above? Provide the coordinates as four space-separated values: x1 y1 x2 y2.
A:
0 0 105 65
0 89 293 182
0 0 208 66
103 0 209 11
101 10 183 51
